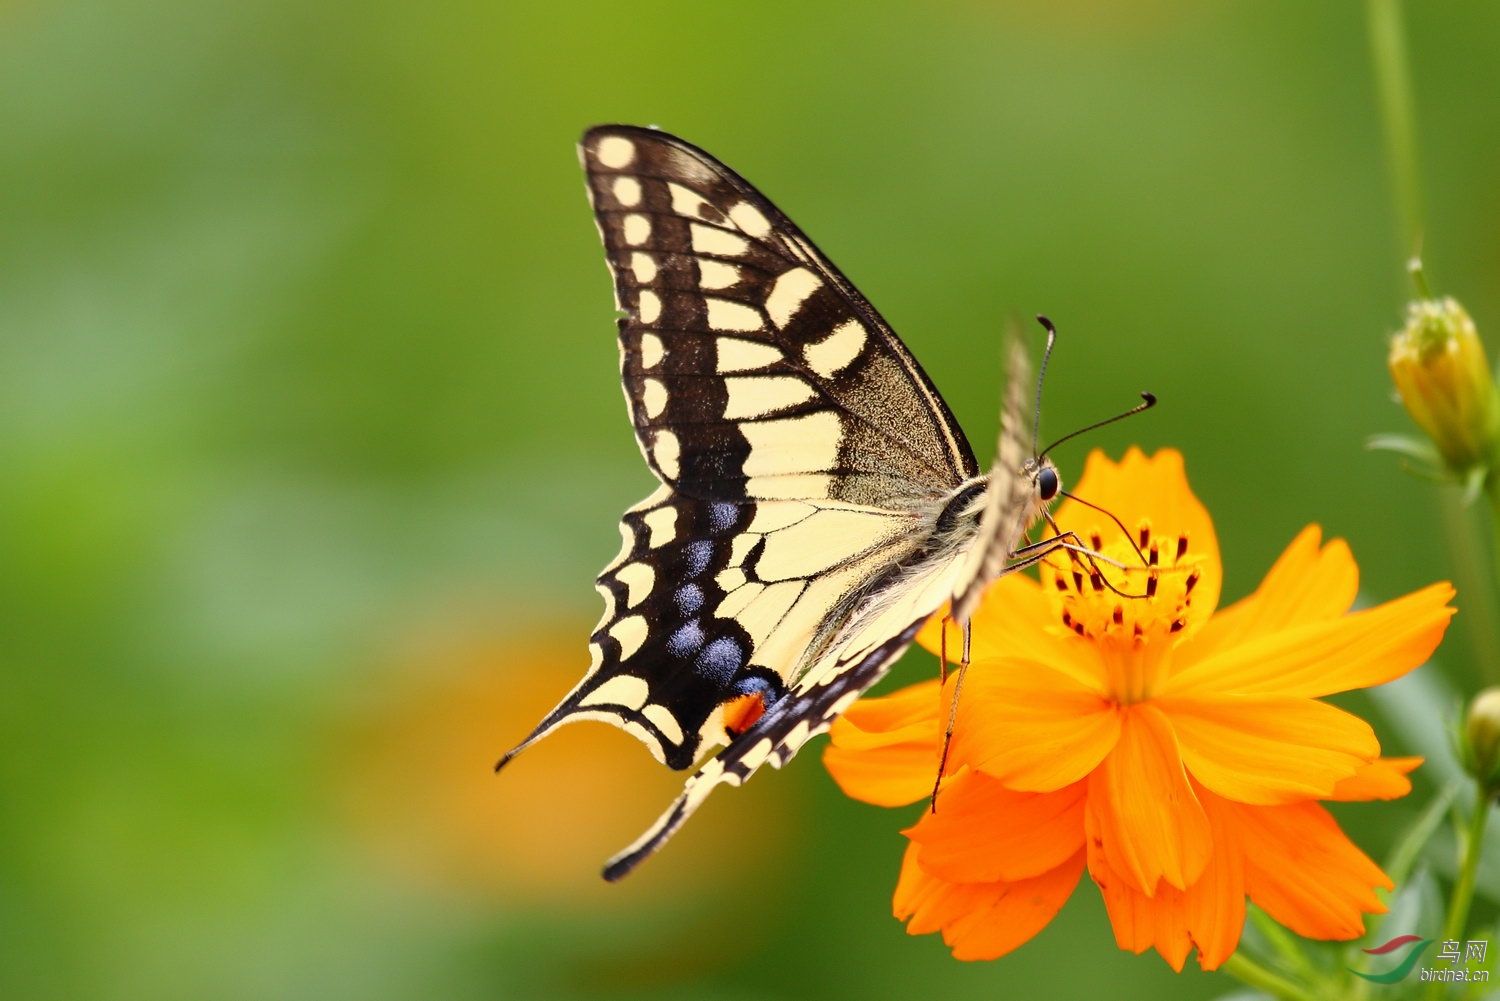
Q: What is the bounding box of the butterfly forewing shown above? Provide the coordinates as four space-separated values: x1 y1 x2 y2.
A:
950 335 1046 625
582 125 977 505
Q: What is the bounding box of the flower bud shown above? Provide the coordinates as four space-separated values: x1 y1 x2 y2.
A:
1461 687 1500 794
1388 298 1500 474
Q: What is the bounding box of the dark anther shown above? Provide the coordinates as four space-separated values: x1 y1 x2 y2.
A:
1176 535 1189 562
1132 622 1144 638
1073 621 1086 636
1090 531 1103 551
1185 571 1200 595
1054 576 1069 591
1170 619 1185 633
1138 525 1150 548
1148 545 1159 567
1090 571 1104 592
1145 575 1158 598
1112 605 1124 625
1073 570 1084 592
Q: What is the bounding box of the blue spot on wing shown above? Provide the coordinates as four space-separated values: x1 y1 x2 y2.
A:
674 583 704 615
707 502 738 534
695 637 744 684
684 541 712 577
667 620 704 658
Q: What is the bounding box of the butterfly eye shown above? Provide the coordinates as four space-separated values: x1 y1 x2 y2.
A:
1038 466 1060 501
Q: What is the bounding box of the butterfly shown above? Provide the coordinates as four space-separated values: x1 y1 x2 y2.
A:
499 125 1145 880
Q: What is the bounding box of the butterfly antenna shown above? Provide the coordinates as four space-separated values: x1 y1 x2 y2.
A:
1031 315 1058 457
1038 392 1156 459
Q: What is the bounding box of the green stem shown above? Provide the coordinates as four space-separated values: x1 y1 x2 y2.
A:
1424 783 1492 1001
1248 905 1321 988
1385 782 1460 890
1450 484 1500 686
1366 0 1424 257
1408 256 1433 300
1220 951 1323 1001
1490 477 1500 592
1444 784 1490 942
1353 781 1461 1001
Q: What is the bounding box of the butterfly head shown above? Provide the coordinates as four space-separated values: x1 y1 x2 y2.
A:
1024 455 1062 527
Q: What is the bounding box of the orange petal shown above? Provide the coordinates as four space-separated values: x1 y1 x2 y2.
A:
1183 788 1250 970
1087 785 1246 971
892 839 930 919
1182 846 1254 972
1086 811 1193 971
1165 582 1455 698
833 677 941 740
1057 447 1222 624
1234 800 1391 939
948 658 1121 791
823 740 937 808
1086 704 1212 894
1187 526 1358 659
1160 695 1379 804
895 841 1086 962
918 574 1100 691
907 773 1086 882
1328 757 1422 802
824 680 940 807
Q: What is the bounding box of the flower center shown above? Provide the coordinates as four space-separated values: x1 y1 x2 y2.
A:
1046 520 1204 705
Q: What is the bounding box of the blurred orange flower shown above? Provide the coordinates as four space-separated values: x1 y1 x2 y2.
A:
332 623 789 912
823 448 1454 969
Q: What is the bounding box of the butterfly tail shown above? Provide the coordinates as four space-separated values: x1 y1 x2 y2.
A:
602 761 729 881
603 614 932 879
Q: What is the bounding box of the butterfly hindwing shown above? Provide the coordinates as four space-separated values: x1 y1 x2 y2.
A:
502 487 922 771
602 615 929 881
602 506 988 880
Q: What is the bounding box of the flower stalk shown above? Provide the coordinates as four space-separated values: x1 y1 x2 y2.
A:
1220 951 1323 1001
1422 783 1492 1001
1443 785 1490 949
1366 0 1423 256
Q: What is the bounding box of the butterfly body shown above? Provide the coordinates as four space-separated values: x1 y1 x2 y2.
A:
500 126 1060 879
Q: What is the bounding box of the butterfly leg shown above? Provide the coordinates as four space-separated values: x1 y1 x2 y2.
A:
938 615 949 685
1035 511 1159 599
929 619 972 813
1010 527 1149 599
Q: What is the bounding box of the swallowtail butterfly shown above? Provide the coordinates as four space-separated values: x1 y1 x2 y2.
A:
501 126 1112 880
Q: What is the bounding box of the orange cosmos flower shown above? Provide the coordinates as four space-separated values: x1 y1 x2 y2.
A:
823 447 1455 970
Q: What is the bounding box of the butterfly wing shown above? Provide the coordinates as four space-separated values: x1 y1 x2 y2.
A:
602 330 1050 880
586 124 977 504
500 127 979 786
950 333 1044 625
602 546 973 880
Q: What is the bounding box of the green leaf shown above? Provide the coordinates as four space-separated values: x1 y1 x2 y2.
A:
1368 670 1466 787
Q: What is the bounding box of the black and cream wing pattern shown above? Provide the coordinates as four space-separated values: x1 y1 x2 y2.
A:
499 125 1057 880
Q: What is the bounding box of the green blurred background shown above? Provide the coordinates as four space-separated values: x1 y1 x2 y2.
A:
5 1 1499 998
